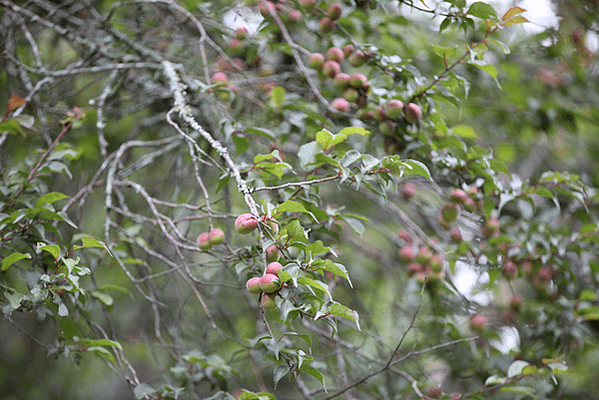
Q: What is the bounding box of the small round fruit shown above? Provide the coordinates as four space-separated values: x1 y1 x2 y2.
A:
404 103 422 123
429 254 444 273
309 53 325 70
261 292 278 310
208 228 225 246
235 27 248 40
212 72 229 86
327 3 342 20
263 218 279 235
265 244 281 263
349 73 366 88
415 247 432 265
331 98 350 113
343 88 359 103
399 246 415 264
265 261 283 276
343 44 355 57
322 60 341 78
502 261 518 280
260 273 281 293
259 1 276 19
349 50 366 67
450 189 469 205
300 0 316 13
470 314 488 332
319 17 335 34
235 213 258 234
326 47 344 63
402 182 416 200
384 99 404 119
442 202 460 223
287 9 302 23
197 232 212 250
246 277 262 294
333 73 351 90
450 227 463 243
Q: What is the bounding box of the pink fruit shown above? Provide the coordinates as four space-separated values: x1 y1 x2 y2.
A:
333 73 351 90
470 314 488 331
502 261 518 280
331 98 350 113
197 232 212 250
235 213 258 234
266 244 280 263
450 227 463 243
404 103 422 123
407 261 423 275
260 273 281 293
246 277 262 294
319 17 335 34
259 1 276 19
373 107 387 122
415 247 432 265
287 9 302 23
208 228 225 246
429 254 444 273
261 292 278 310
349 73 366 88
450 189 468 205
399 246 415 264
378 120 395 136
349 50 366 67
235 27 248 40
309 53 325 70
327 3 342 20
384 99 404 119
343 44 355 57
326 47 344 63
212 72 229 86
265 261 283 276
322 60 341 78
402 182 416 200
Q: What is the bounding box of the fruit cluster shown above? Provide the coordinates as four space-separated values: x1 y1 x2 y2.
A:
235 213 284 310
197 228 225 250
398 234 445 285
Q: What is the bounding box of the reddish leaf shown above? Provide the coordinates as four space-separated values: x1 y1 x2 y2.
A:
502 6 526 21
7 95 26 113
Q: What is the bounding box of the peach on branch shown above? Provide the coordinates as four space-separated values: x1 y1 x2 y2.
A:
343 88 359 103
322 60 341 78
441 201 460 223
502 260 518 280
404 102 422 123
343 44 355 57
372 107 387 122
326 47 344 63
407 261 423 276
384 99 404 119
235 213 258 234
211 72 229 86
263 217 279 234
208 228 225 246
265 261 283 276
378 120 395 136
429 253 444 273
450 188 469 205
246 277 262 294
300 0 316 13
319 17 335 34
265 244 281 263
261 292 278 310
333 73 351 90
398 245 415 264
259 273 281 293
348 50 367 67
259 1 277 19
470 314 488 332
349 73 367 88
197 232 212 250
327 3 342 20
450 227 463 243
331 98 350 113
287 9 302 23
309 53 325 70
415 246 432 265
235 27 248 40
401 181 416 200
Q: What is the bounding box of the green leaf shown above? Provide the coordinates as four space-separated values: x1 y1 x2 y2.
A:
91 290 114 306
316 129 347 151
467 2 497 20
134 383 156 399
4 291 26 311
1 252 32 270
453 124 479 139
507 360 530 378
433 45 457 60
298 276 331 297
73 236 113 256
402 160 432 179
298 141 321 171
300 364 325 387
35 192 69 208
472 63 498 79
270 86 285 109
338 126 370 136
303 240 331 257
0 119 25 136
273 365 291 388
276 200 318 222
80 338 123 350
503 16 529 26
502 6 526 21
500 385 536 397
316 301 360 329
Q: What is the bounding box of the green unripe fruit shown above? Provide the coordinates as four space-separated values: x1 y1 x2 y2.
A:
300 0 316 13
208 228 225 246
429 254 444 273
259 273 281 293
333 73 351 90
349 50 366 67
197 232 212 250
265 244 281 263
415 246 432 265
384 99 404 119
261 292 278 310
235 213 258 234
343 88 359 103
211 72 229 86
349 73 366 88
319 17 335 34
264 218 279 235
398 246 415 264
309 53 325 70
246 277 262 294
441 202 459 223
327 3 342 20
